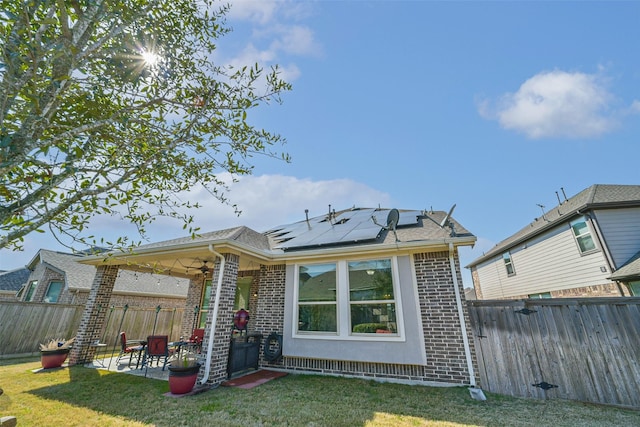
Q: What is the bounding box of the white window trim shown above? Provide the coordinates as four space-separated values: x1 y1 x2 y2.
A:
44 281 63 303
570 216 599 255
503 252 516 276
293 256 405 342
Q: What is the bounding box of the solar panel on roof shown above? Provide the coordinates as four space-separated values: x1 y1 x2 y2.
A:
397 210 421 226
267 208 423 250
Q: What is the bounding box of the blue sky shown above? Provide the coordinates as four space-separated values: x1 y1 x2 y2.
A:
2 1 639 288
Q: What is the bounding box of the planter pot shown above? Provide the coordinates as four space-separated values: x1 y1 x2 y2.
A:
168 364 201 395
40 348 70 369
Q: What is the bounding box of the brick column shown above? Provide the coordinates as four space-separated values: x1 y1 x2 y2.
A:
69 264 119 365
199 252 239 387
181 277 204 339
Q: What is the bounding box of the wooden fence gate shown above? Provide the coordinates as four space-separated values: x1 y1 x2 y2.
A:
467 297 640 409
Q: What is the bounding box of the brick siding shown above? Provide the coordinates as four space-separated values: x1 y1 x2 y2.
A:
256 252 478 386
508 282 629 299
413 251 478 385
65 290 185 308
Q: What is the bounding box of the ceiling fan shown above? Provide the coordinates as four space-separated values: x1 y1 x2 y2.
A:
199 260 211 275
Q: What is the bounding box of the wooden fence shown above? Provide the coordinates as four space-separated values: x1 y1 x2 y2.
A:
0 302 185 357
4 298 639 409
468 297 640 409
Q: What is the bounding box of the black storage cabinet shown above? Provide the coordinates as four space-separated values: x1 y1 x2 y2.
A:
227 333 262 377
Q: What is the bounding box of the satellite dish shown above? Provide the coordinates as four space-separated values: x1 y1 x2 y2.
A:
386 209 399 231
440 204 456 228
371 208 400 242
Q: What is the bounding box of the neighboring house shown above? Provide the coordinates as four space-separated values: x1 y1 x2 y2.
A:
466 184 640 300
18 249 189 308
75 206 479 389
0 268 30 301
464 287 477 301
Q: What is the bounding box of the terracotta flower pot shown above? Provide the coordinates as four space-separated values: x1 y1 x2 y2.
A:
40 348 70 369
168 364 201 394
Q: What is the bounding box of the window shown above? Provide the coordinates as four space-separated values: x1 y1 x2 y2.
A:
502 252 515 276
349 260 396 334
629 281 640 296
297 263 337 333
528 292 552 299
44 281 63 303
295 258 400 337
197 279 213 328
198 277 254 328
234 277 252 311
24 281 37 302
570 217 596 254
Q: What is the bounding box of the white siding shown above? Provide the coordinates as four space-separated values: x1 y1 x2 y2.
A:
593 207 640 268
475 221 610 299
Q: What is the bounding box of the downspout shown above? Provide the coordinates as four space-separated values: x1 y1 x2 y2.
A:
448 243 485 399
199 244 225 385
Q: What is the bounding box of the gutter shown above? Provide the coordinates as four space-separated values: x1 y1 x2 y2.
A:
199 244 225 385
448 243 486 400
79 235 476 269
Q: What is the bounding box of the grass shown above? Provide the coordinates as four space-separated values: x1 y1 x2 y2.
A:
1 357 639 426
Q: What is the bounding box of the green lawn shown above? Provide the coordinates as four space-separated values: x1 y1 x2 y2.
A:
1 357 638 426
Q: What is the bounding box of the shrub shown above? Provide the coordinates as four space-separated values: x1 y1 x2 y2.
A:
353 323 390 333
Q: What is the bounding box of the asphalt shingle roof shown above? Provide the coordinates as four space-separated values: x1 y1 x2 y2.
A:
609 250 640 281
0 267 30 292
135 226 271 252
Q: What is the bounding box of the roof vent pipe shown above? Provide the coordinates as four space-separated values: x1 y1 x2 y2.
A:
200 244 225 385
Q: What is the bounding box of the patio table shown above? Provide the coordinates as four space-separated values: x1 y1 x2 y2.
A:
89 342 107 368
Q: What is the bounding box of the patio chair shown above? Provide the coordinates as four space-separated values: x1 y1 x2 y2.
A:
116 332 144 368
187 328 205 353
144 335 170 371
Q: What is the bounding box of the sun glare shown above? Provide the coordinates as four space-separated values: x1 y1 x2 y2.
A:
141 50 159 67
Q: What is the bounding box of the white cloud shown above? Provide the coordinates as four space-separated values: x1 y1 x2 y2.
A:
269 25 321 57
223 0 321 84
227 0 281 25
480 70 620 139
180 174 391 232
228 0 313 25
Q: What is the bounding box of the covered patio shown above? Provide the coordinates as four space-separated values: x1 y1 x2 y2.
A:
69 226 278 389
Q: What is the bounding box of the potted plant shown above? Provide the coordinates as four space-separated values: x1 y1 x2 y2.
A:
167 350 201 394
39 338 75 369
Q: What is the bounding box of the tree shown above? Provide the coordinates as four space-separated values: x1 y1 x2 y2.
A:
0 0 291 252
